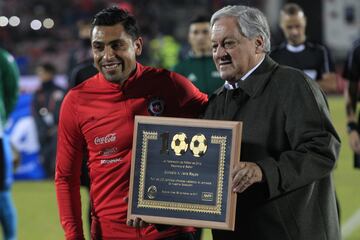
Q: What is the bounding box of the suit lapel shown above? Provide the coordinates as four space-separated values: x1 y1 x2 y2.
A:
204 56 279 121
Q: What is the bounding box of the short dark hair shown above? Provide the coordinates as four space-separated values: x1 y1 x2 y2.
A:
281 3 304 16
190 15 210 25
38 63 56 75
91 6 140 40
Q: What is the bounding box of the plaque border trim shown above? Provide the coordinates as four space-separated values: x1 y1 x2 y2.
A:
128 116 242 231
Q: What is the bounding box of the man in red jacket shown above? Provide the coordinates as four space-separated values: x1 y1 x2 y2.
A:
55 7 208 240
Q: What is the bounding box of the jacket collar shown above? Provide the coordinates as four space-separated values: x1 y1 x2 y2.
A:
238 55 278 98
213 55 278 99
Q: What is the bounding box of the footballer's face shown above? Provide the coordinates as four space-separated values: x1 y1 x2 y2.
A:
91 23 142 84
280 12 306 46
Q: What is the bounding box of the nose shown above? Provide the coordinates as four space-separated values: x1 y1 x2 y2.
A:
214 45 227 59
196 32 207 40
103 45 115 61
289 27 299 36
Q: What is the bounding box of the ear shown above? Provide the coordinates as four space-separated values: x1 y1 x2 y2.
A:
279 22 285 31
254 35 265 53
134 37 143 56
279 14 285 30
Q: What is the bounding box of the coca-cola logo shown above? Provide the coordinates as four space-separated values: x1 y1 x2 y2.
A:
94 133 117 145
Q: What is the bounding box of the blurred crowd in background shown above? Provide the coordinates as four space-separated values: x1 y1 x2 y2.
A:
0 1 359 239
0 0 357 77
0 0 358 177
0 0 217 75
0 0 359 180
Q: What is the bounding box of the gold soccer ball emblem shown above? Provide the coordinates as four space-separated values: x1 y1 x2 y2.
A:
171 132 188 156
190 134 207 157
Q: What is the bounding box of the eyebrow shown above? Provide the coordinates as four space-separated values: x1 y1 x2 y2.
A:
93 39 126 45
211 37 233 43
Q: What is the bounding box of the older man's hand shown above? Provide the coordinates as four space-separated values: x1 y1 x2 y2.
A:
232 162 263 193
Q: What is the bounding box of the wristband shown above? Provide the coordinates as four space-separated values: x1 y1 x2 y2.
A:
347 122 358 133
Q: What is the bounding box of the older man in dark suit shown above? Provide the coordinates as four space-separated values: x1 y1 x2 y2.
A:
205 5 341 240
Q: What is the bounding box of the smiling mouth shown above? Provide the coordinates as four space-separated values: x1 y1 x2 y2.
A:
102 63 122 72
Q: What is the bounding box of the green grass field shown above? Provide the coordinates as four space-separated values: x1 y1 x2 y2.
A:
11 96 360 240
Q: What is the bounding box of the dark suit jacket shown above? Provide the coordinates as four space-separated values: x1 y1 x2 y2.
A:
204 56 341 240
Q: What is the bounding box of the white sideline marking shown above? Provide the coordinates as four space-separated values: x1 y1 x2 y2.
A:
342 208 360 239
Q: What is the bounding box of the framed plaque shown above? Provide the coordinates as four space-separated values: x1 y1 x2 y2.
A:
128 116 242 230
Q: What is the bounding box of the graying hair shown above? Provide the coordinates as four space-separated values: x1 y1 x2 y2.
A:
210 5 271 53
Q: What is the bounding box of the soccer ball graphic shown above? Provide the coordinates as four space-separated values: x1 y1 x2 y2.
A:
171 132 189 156
190 134 207 157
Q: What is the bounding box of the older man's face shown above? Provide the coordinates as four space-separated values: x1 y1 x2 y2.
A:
211 17 259 83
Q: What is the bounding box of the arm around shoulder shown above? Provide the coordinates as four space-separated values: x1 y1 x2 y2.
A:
169 71 208 117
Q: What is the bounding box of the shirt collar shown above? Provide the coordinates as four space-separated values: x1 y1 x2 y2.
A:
224 56 265 90
216 55 278 99
224 81 239 90
286 43 305 53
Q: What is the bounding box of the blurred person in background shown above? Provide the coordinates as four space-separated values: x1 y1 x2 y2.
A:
205 5 340 240
173 15 223 96
68 19 98 88
0 47 19 240
344 39 360 169
149 34 181 70
32 63 65 179
271 2 342 221
172 15 222 240
68 19 98 237
55 7 207 240
270 3 338 94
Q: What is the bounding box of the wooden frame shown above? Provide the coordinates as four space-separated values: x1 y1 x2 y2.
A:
128 116 242 230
